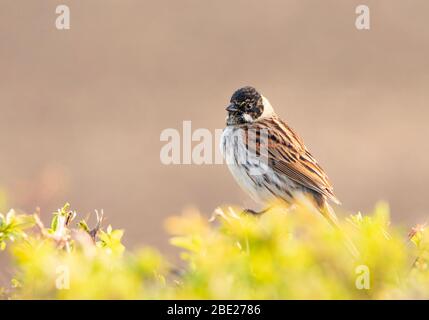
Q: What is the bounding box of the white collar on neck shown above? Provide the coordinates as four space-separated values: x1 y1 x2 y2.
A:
260 95 275 119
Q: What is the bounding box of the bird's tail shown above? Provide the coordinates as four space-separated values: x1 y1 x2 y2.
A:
294 192 360 259
320 201 361 259
320 201 340 230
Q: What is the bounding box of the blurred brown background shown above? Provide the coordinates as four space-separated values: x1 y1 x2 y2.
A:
0 0 428 255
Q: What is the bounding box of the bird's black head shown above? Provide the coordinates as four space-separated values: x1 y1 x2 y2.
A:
226 86 264 126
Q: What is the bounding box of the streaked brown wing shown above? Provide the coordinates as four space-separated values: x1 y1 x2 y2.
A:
250 116 340 204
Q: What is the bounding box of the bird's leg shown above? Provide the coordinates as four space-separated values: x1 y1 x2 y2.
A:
88 209 104 241
242 207 271 215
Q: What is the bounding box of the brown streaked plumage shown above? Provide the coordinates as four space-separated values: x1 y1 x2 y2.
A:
251 116 340 205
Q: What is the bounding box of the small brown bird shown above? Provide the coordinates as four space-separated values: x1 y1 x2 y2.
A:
220 86 340 227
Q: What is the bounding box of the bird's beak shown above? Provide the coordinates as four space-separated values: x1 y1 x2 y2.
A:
226 104 239 112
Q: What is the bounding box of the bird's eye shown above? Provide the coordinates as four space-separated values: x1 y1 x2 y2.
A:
246 104 252 110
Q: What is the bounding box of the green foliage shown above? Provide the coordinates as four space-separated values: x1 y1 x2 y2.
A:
3 205 167 299
0 202 429 299
0 209 35 251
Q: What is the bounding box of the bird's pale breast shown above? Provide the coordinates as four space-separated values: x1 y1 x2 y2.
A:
220 126 300 205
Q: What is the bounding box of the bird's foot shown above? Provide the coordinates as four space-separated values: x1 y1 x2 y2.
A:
242 207 270 215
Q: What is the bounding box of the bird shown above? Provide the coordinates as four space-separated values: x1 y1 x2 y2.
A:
220 86 340 228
